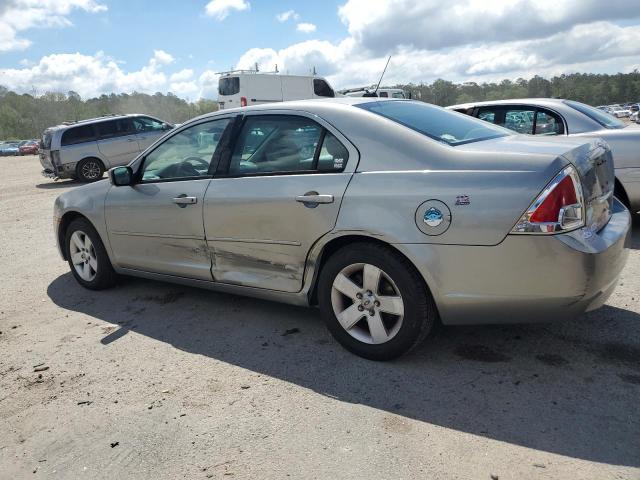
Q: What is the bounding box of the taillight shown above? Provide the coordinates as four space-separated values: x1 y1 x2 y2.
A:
240 96 247 107
512 165 584 234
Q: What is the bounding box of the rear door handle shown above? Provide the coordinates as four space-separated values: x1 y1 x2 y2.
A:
295 193 334 207
173 195 197 207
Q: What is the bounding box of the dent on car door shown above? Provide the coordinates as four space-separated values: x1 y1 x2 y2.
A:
203 113 357 293
104 117 232 280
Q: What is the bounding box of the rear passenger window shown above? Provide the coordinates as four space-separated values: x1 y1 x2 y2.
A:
317 132 349 171
378 92 388 98
97 119 132 139
228 116 348 175
61 125 96 146
535 110 564 135
313 79 335 98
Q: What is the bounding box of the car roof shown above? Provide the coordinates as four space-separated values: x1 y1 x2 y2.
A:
447 98 570 110
47 113 147 131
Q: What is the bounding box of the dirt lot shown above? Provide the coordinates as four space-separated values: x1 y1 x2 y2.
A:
1 155 639 479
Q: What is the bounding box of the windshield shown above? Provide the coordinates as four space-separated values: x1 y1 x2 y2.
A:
357 100 511 146
564 100 625 129
218 76 240 96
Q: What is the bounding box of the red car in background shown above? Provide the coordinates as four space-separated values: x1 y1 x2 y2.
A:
19 140 39 155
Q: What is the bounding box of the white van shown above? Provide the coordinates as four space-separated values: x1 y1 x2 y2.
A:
340 87 407 99
217 71 336 109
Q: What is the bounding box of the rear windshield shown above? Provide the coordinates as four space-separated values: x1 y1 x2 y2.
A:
357 100 510 146
219 76 240 96
564 100 625 129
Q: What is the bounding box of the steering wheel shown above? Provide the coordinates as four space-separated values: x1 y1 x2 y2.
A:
177 156 210 176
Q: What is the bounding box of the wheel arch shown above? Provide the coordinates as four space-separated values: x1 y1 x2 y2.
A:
614 177 631 210
307 234 437 308
57 211 100 260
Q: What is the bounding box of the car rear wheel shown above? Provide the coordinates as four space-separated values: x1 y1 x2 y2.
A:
318 243 437 360
77 158 104 182
65 218 117 290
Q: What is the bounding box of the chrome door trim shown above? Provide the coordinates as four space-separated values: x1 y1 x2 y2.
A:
110 231 204 240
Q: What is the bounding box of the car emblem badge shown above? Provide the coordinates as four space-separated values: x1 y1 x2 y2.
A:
424 207 444 227
455 195 470 206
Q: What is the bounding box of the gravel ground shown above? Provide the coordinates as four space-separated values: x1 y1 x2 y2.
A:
1 155 639 480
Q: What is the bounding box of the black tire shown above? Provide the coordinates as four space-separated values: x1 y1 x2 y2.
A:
317 242 437 361
76 157 104 182
65 218 117 290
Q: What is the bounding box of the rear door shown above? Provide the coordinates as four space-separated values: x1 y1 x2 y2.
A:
203 112 357 292
96 119 141 167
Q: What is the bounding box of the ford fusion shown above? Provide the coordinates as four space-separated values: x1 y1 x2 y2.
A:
53 99 631 360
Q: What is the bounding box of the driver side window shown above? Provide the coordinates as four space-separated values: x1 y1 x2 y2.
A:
141 119 230 182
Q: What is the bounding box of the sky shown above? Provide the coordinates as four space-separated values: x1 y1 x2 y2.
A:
0 0 639 100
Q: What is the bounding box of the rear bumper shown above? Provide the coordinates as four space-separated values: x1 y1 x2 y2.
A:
399 198 631 325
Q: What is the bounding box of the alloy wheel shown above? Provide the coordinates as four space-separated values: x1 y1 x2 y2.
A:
81 160 101 180
69 230 98 282
330 263 404 344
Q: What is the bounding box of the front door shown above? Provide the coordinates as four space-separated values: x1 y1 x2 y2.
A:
105 117 231 280
204 113 357 292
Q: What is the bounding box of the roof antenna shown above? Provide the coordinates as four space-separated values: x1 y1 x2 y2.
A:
373 56 391 95
255 62 259 72
275 64 279 73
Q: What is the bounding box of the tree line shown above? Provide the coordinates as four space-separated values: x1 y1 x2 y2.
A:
0 88 218 140
2 71 640 140
395 71 640 107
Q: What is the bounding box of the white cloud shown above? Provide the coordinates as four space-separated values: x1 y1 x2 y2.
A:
0 51 169 98
276 10 299 22
204 0 249 21
170 69 194 82
0 0 107 52
151 50 174 66
296 23 317 34
169 81 199 98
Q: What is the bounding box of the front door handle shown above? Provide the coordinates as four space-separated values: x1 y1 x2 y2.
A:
295 192 334 208
173 195 197 208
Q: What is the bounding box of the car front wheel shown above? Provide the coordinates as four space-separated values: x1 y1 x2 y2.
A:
65 218 117 290
318 243 437 360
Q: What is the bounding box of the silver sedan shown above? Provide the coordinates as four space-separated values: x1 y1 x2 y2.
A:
53 99 631 360
447 98 640 213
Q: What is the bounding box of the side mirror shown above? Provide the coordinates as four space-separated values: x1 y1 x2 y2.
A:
109 166 133 186
161 122 173 131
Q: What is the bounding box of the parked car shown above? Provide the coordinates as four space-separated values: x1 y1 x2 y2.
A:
609 106 631 118
0 141 20 156
19 140 39 155
53 99 630 360
447 98 640 213
40 114 173 182
217 71 336 109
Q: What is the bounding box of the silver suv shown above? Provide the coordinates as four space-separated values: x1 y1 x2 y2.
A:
40 114 173 182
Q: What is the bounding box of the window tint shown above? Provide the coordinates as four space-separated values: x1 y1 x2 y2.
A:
378 92 388 98
535 110 564 135
133 116 164 133
317 131 349 171
313 79 335 98
229 116 323 175
358 101 510 146
219 76 240 96
61 125 96 146
97 119 132 139
564 100 625 129
141 119 230 181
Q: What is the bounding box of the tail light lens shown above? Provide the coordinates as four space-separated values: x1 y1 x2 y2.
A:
240 96 247 107
512 165 584 234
